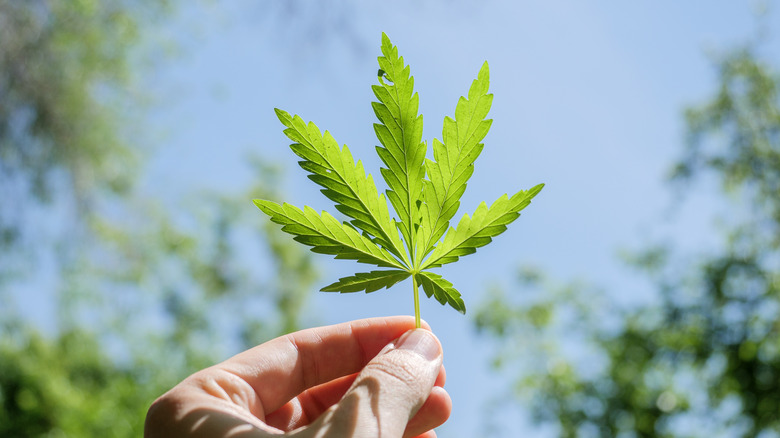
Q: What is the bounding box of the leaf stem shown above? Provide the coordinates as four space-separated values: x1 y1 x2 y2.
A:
412 274 421 328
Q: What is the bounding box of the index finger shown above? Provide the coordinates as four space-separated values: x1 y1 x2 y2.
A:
216 316 431 416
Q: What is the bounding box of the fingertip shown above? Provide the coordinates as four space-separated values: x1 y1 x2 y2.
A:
435 364 446 387
415 323 445 388
402 386 451 438
428 386 452 422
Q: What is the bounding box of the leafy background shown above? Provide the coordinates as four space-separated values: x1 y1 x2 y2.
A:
2 1 780 437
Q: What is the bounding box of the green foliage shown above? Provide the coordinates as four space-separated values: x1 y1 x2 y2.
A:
322 270 410 293
256 33 543 325
0 159 319 438
0 1 169 256
373 34 427 258
255 200 406 269
475 48 780 437
0 3 320 437
418 61 493 264
675 50 780 210
0 326 167 438
423 190 542 269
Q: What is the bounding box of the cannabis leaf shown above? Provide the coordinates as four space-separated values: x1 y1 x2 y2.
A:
255 32 543 327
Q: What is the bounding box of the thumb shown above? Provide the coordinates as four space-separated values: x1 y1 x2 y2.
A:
304 329 443 438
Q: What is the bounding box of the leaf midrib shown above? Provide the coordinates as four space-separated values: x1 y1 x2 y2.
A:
384 56 419 262
420 96 487 257
307 131 407 265
421 202 511 270
296 206 406 270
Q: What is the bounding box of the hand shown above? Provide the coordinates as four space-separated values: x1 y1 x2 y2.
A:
145 316 451 438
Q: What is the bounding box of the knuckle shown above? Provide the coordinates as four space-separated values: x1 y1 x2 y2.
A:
365 352 426 395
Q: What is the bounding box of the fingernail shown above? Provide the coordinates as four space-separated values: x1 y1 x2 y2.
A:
396 329 441 361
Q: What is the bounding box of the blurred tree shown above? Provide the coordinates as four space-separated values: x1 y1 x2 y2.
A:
0 164 318 436
0 2 319 437
475 48 780 436
0 326 156 437
0 0 170 270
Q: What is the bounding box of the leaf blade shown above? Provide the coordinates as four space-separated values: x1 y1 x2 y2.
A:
421 183 544 269
275 108 409 266
415 271 466 314
254 199 405 270
373 33 427 259
418 62 494 265
321 270 410 293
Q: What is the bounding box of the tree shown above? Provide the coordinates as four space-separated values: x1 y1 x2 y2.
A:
475 47 780 436
0 3 319 436
0 0 169 263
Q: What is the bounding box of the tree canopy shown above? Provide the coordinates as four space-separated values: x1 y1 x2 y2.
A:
476 46 780 437
0 3 318 436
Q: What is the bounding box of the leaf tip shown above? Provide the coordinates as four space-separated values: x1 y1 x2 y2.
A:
253 199 277 216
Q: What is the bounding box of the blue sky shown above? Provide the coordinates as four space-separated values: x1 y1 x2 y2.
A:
133 2 780 436
11 1 778 436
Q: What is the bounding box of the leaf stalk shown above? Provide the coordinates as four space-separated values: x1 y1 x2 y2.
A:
412 273 421 328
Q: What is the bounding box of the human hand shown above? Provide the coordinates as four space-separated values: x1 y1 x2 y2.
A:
144 316 451 438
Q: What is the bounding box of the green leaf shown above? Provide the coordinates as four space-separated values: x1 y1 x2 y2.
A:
418 61 493 266
321 270 410 293
254 199 405 270
254 33 544 323
415 271 466 314
422 184 544 269
275 108 409 265
373 32 427 259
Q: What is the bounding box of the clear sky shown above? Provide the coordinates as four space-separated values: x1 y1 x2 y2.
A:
134 2 780 436
17 2 779 437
